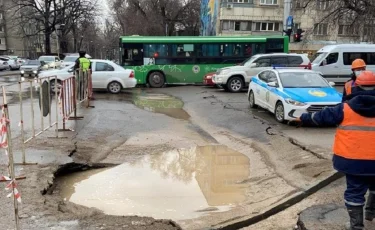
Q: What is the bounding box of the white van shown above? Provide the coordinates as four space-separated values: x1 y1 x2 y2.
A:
311 44 375 83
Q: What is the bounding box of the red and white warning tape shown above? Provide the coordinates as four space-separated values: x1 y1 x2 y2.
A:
5 180 21 203
0 106 22 203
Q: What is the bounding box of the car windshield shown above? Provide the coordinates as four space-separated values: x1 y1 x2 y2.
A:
242 55 259 66
64 56 78 62
38 56 54 62
311 52 328 64
26 60 40 65
279 72 329 88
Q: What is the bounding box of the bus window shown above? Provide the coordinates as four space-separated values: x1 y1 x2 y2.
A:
122 43 143 66
197 44 220 57
265 38 284 53
144 44 169 58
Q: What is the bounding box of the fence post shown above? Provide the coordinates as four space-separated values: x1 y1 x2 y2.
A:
2 86 20 230
86 71 94 108
18 82 26 164
68 71 83 121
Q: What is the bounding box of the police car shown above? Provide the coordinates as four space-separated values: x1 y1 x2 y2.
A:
248 68 342 123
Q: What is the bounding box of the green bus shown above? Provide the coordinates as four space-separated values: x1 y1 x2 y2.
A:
120 36 289 88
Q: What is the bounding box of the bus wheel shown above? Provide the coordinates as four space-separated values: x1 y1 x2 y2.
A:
148 72 165 88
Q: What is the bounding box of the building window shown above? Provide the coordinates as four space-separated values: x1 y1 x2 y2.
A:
227 0 252 3
316 0 329 10
255 22 281 31
0 25 3 32
313 23 328 35
338 25 358 36
260 0 278 5
222 20 252 31
0 38 2 44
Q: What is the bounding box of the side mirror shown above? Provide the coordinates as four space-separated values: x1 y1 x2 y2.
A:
68 68 73 73
267 81 278 87
329 81 335 86
249 63 257 68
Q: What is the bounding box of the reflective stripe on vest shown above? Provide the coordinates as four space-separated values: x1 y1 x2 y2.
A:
345 80 353 95
333 103 375 160
79 57 90 71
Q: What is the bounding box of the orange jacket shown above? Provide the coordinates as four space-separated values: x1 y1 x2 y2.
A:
344 80 354 96
333 103 375 161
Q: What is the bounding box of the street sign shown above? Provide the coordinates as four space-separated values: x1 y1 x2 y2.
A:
286 16 293 29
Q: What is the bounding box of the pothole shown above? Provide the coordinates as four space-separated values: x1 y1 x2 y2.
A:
133 93 190 120
56 145 250 220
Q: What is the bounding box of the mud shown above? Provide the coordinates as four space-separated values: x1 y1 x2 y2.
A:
57 145 250 220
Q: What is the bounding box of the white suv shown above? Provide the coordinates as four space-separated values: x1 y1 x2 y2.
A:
212 53 311 93
38 56 62 69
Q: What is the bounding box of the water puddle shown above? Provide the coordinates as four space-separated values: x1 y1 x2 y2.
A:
133 93 190 120
58 145 250 220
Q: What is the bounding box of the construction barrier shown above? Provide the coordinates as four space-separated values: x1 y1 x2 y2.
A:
0 68 94 229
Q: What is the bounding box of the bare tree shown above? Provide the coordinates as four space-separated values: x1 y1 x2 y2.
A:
108 0 200 36
10 0 98 54
293 0 375 43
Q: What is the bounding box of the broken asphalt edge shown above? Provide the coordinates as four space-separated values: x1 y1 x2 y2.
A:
208 140 344 230
210 171 343 230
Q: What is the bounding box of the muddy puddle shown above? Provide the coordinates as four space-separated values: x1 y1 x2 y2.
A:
133 93 190 120
58 145 250 220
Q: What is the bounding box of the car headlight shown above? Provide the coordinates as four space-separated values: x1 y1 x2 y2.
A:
33 70 37 74
206 75 212 79
285 98 306 106
20 70 24 74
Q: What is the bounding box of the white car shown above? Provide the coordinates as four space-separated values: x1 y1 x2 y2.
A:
38 59 137 94
0 56 21 70
213 53 311 93
247 69 342 123
38 56 62 69
61 54 92 68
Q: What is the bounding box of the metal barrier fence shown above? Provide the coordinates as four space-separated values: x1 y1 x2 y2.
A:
1 69 93 229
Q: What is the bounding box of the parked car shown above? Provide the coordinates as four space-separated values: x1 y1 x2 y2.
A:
213 53 311 93
247 68 341 123
20 60 44 77
0 56 21 70
0 60 8 71
61 53 92 68
38 59 137 94
38 55 62 69
203 72 216 87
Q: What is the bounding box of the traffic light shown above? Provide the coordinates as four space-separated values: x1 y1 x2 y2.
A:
294 28 305 42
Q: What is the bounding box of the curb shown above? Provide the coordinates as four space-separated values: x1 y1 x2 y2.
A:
212 171 344 230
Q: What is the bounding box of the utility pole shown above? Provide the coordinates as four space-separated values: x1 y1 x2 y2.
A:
283 0 292 34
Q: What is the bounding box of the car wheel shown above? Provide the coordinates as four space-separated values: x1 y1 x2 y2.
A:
148 72 165 88
50 80 62 94
249 90 257 108
275 101 286 123
107 81 122 94
227 76 244 93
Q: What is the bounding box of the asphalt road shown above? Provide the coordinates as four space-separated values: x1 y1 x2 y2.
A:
0 82 346 230
0 70 20 76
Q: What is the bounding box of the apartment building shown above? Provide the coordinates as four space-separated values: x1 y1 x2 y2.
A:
201 0 373 52
0 0 56 57
201 0 285 36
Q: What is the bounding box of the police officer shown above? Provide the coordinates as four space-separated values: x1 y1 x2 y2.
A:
342 59 366 102
297 71 375 230
74 51 91 71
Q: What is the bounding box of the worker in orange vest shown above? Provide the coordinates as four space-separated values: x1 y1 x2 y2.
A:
342 59 366 102
297 71 375 229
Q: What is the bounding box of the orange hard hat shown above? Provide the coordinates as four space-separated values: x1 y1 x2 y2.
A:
355 70 375 86
351 59 366 70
